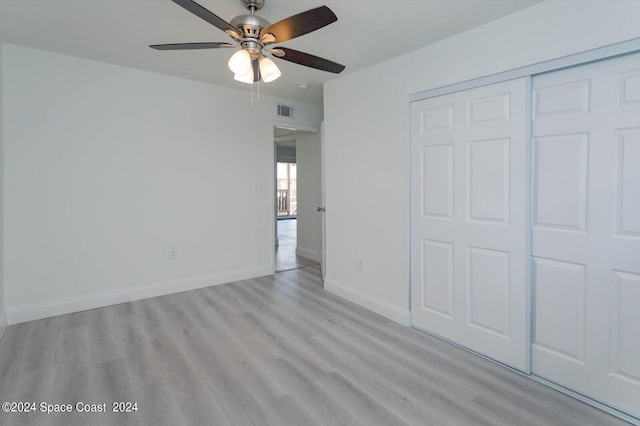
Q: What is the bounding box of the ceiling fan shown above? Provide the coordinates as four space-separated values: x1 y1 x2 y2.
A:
150 0 346 84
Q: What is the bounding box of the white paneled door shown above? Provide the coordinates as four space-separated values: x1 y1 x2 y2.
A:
411 78 529 371
532 53 640 417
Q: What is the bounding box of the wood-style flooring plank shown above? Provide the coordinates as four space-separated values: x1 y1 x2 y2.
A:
0 266 631 426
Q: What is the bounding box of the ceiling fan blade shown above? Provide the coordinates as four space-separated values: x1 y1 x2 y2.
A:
171 0 241 39
260 6 337 43
149 42 235 50
274 48 345 74
253 59 261 83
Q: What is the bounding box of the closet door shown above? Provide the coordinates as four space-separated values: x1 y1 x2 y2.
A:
531 53 640 417
411 78 529 371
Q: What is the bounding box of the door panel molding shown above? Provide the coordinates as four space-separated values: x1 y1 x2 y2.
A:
410 77 529 372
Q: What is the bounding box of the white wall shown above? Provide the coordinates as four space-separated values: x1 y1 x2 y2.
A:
2 44 322 324
323 0 640 325
0 42 6 338
295 132 322 262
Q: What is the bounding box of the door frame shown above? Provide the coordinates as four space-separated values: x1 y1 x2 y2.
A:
270 121 321 275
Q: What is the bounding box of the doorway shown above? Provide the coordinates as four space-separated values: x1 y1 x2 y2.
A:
277 161 297 219
273 125 324 273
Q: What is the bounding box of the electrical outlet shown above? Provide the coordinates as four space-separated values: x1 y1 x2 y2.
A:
356 258 364 271
168 249 178 261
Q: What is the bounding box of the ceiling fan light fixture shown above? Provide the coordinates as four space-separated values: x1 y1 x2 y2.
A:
228 49 252 75
234 71 254 84
259 57 281 83
152 0 345 93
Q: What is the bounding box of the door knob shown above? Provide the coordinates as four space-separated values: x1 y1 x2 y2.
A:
317 207 326 212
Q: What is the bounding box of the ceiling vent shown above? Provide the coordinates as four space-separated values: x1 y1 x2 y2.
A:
277 105 293 118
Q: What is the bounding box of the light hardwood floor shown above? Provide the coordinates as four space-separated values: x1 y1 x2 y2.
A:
0 266 630 426
276 218 317 272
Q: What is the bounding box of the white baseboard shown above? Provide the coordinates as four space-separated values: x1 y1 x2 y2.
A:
324 278 410 326
296 247 320 262
6 264 274 325
0 311 7 342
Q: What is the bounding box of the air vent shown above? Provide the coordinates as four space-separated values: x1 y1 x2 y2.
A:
277 105 293 118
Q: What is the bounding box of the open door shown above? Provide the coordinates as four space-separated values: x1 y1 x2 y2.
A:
320 121 326 281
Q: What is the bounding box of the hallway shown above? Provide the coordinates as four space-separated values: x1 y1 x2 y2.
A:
275 219 317 272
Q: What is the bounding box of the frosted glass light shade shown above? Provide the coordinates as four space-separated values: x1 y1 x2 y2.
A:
228 50 251 75
234 71 254 84
259 57 281 83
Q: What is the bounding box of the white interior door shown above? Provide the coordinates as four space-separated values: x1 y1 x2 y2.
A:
320 122 326 281
531 52 640 418
411 78 529 371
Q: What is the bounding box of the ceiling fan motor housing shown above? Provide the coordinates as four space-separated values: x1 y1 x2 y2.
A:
230 13 271 58
230 14 270 39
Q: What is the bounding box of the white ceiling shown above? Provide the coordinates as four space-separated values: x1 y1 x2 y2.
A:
0 0 542 105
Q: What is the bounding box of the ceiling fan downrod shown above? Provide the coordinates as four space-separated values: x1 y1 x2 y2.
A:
241 0 265 14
